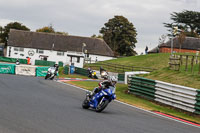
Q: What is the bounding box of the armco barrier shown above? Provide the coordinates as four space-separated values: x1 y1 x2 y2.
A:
35 60 55 66
75 67 88 76
0 63 15 74
155 81 197 113
195 90 200 114
128 76 156 100
36 67 49 77
128 76 200 114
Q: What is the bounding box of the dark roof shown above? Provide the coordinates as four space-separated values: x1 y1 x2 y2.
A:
148 47 159 53
148 37 200 53
8 29 114 57
160 37 200 50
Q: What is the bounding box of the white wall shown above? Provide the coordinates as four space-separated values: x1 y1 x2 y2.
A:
85 54 115 63
6 46 114 68
6 46 84 67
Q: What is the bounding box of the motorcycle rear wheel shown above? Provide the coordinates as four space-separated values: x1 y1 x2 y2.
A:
45 74 50 80
96 99 109 112
50 76 54 80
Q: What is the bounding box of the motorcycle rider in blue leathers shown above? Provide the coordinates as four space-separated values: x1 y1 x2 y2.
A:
90 76 117 98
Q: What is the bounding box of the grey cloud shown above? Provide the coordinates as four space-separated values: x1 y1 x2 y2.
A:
0 0 200 54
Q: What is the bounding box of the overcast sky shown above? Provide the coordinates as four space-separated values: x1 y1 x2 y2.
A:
0 0 200 54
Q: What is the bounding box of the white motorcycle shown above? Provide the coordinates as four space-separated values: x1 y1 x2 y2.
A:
45 67 56 80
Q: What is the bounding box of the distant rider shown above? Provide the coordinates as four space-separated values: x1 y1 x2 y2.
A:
54 64 59 76
87 67 92 77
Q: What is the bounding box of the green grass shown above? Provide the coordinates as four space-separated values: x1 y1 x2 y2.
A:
66 81 200 123
85 53 200 89
87 53 170 69
140 68 200 89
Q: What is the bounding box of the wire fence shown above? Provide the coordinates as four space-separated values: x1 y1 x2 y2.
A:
169 54 200 75
84 62 156 74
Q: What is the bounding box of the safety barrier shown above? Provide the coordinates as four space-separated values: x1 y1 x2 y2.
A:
0 56 27 64
0 63 15 74
128 76 156 100
75 67 88 76
128 76 200 114
35 60 55 66
59 61 63 67
155 81 197 113
15 65 36 76
0 63 52 77
118 74 125 81
195 90 200 114
64 66 69 74
36 67 49 77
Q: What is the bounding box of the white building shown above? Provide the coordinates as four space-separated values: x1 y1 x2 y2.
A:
6 29 114 68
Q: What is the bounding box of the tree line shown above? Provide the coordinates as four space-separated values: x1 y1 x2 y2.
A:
0 10 200 57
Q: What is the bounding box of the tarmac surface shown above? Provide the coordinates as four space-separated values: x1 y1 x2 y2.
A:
0 74 199 133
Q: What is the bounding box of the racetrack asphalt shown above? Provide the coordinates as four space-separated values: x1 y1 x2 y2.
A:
0 74 199 133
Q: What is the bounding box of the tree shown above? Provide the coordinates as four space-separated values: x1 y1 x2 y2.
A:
91 34 103 39
0 26 3 42
1 22 30 47
100 16 137 56
56 31 68 35
177 30 186 52
158 34 167 45
164 10 200 37
36 25 68 35
36 25 55 33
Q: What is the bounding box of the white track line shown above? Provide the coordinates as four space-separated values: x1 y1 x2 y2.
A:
56 80 200 129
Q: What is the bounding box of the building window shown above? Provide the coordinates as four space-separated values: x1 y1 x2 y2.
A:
36 49 44 54
14 47 19 51
19 48 24 52
57 51 64 56
14 47 24 52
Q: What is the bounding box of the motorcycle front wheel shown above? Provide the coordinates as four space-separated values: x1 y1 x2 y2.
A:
96 99 109 112
82 98 90 109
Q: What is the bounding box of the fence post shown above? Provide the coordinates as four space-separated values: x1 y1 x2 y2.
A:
191 56 194 73
180 55 182 65
185 55 188 71
199 58 200 74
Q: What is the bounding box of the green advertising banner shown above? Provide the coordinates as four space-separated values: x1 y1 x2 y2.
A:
36 67 49 77
0 63 16 74
0 56 27 64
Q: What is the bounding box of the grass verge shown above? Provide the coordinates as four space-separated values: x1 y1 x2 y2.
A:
66 81 200 123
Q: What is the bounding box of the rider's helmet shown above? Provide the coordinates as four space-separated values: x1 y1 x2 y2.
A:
108 76 117 86
54 64 58 67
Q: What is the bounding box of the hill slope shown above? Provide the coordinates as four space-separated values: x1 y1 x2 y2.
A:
86 53 200 89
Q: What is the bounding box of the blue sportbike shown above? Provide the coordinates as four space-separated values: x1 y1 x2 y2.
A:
82 86 116 112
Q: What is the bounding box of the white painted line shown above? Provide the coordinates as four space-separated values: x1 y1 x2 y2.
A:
56 80 200 129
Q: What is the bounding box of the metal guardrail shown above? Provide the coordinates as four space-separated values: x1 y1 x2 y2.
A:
155 81 197 113
128 76 156 100
128 76 200 114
